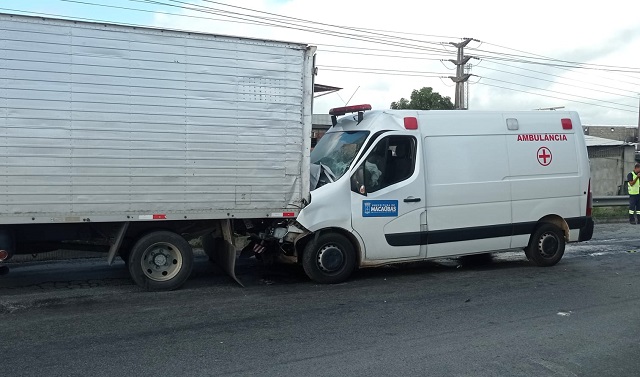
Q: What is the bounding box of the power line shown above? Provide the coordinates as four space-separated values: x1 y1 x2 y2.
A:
46 1 640 77
60 0 266 27
475 82 638 113
479 40 640 79
56 1 455 60
472 54 640 73
150 0 640 73
22 0 640 77
320 49 448 61
477 42 640 87
4 3 638 116
479 76 637 109
320 68 445 79
321 62 636 110
479 59 640 94
318 65 448 76
474 65 640 101
469 46 640 72
190 0 455 47
59 0 460 58
130 0 454 55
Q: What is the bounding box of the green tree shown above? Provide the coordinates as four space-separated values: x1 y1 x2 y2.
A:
390 87 454 110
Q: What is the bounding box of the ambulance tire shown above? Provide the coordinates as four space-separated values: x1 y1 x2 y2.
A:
302 233 356 284
526 224 565 267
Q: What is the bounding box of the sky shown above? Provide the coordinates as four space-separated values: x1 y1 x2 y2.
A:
3 0 640 125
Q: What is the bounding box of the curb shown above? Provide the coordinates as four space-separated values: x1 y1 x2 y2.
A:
594 218 633 224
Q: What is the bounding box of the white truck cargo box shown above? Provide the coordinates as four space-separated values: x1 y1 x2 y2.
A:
0 13 315 225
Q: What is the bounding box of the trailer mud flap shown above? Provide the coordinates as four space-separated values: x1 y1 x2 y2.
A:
107 222 129 265
202 234 244 287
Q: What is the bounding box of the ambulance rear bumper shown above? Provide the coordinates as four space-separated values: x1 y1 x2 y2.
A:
578 217 594 242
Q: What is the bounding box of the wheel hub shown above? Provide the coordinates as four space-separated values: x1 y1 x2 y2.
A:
141 243 183 282
153 253 168 266
538 233 559 258
317 245 344 273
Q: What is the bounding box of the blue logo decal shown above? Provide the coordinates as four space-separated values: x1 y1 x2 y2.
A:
362 200 399 217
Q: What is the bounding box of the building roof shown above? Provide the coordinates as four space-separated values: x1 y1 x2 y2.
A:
584 135 631 147
312 114 332 127
584 124 637 129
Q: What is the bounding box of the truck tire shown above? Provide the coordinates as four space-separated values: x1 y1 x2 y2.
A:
302 233 356 284
525 224 565 267
128 231 193 291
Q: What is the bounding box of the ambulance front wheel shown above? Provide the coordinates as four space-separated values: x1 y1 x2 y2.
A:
525 223 565 267
302 233 356 284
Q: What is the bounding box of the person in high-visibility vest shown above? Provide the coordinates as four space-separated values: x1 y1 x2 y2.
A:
628 163 640 223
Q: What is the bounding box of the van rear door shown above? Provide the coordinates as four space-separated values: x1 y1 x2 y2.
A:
504 113 581 248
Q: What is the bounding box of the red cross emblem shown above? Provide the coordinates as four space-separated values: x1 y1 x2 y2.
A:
537 147 552 166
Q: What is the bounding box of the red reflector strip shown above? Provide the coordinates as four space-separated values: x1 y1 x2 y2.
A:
153 214 167 220
561 118 572 130
404 117 418 130
283 212 296 217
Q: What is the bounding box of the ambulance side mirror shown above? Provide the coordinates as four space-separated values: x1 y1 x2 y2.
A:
351 166 367 196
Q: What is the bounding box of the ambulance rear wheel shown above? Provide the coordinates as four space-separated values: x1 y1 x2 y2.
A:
526 224 565 267
302 233 356 284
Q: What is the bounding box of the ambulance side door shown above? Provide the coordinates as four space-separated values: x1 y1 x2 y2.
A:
349 132 425 261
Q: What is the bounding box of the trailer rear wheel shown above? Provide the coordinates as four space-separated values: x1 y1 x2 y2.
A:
525 224 565 267
128 231 193 291
302 233 356 284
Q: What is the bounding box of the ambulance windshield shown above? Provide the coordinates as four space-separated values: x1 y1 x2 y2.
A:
311 131 369 180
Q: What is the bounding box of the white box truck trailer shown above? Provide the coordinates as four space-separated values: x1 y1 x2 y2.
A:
0 13 315 289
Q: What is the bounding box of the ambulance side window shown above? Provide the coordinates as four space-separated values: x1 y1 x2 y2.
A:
351 136 416 195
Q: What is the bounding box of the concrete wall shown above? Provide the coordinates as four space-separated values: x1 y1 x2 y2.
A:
588 145 636 196
585 126 637 143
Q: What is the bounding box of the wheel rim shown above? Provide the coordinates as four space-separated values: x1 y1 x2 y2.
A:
141 242 183 282
538 232 559 258
317 244 345 273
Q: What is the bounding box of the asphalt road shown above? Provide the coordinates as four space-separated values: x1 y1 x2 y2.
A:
1 223 639 377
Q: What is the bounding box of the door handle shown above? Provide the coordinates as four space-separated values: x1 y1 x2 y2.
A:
404 197 421 203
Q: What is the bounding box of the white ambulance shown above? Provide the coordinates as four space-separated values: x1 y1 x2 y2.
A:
293 105 594 283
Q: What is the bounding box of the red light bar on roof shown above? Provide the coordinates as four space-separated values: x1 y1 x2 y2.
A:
329 104 372 116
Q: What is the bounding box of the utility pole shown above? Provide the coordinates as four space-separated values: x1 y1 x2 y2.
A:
464 63 472 110
448 38 475 110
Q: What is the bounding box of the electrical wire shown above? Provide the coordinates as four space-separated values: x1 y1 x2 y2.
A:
320 49 449 61
475 82 637 113
471 54 640 73
469 47 640 72
130 0 455 55
318 65 449 76
474 65 640 100
56 1 640 76
188 0 455 47
478 59 640 94
476 42 640 87
3 2 638 116
478 77 637 109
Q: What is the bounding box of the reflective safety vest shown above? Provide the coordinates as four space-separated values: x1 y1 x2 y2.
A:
630 172 640 195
